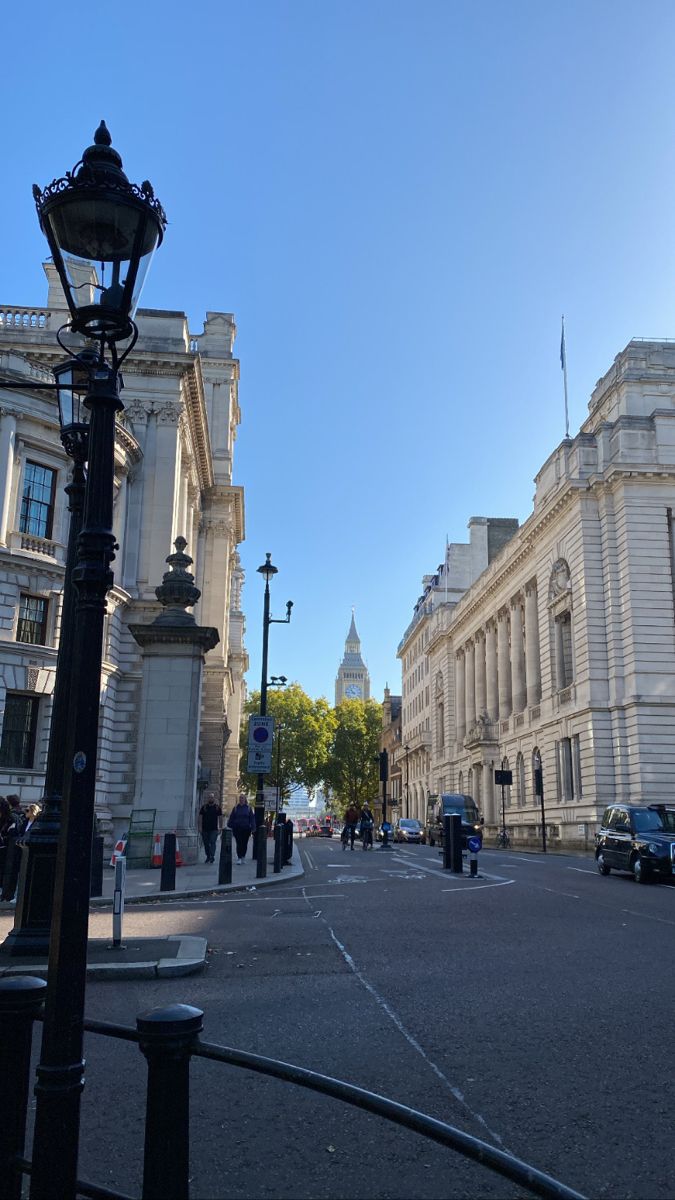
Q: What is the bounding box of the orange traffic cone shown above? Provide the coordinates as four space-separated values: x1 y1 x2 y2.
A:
110 835 127 867
151 833 163 868
175 835 183 868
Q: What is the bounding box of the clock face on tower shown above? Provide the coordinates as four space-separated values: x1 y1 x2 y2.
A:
345 683 363 699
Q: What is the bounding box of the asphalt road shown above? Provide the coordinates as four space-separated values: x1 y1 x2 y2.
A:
20 840 675 1199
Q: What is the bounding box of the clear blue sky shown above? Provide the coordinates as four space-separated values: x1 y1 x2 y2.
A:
3 0 675 703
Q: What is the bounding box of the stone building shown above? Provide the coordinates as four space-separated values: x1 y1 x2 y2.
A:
398 519 518 822
0 264 247 854
335 610 371 704
380 686 402 817
399 339 675 849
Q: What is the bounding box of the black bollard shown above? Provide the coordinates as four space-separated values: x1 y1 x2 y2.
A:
470 852 478 877
160 833 177 893
273 824 283 873
450 813 463 873
255 825 267 879
0 976 48 1200
285 819 293 864
90 834 104 897
136 1003 203 1200
218 829 232 885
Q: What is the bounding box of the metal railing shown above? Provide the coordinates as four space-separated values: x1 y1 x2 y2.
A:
0 978 587 1200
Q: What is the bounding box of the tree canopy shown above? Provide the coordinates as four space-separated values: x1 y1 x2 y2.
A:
324 698 382 813
239 685 336 801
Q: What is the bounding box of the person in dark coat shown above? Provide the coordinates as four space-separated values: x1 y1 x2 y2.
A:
227 794 256 864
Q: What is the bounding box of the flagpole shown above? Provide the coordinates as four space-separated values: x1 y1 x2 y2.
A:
561 314 570 438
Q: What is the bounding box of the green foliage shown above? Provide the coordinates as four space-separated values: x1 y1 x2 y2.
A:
239 685 336 802
324 698 382 813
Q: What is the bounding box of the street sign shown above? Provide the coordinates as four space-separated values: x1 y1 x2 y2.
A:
248 715 274 749
467 835 482 853
247 747 273 773
494 769 513 786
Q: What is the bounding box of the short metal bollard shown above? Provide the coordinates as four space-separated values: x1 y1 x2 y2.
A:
160 832 177 892
90 833 104 897
284 819 293 864
0 976 48 1200
136 1003 204 1200
470 852 478 877
273 824 283 873
443 814 463 874
255 825 267 879
218 828 232 885
112 856 126 948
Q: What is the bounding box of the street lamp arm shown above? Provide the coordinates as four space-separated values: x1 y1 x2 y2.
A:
269 600 293 625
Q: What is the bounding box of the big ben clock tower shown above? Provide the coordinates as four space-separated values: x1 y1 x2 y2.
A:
335 610 371 705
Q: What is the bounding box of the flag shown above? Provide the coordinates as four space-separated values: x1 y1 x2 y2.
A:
560 316 566 372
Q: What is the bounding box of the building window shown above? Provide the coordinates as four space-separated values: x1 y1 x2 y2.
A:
516 752 526 807
572 734 582 798
437 701 445 749
20 462 56 539
0 694 40 768
556 737 575 801
555 612 573 689
16 594 48 645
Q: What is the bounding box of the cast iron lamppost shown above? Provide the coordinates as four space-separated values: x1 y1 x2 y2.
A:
2 349 99 957
24 121 166 1200
255 553 292 829
268 676 287 814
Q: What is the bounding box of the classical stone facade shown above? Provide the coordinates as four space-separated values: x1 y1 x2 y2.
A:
380 686 402 817
399 340 675 849
0 265 247 852
335 610 371 704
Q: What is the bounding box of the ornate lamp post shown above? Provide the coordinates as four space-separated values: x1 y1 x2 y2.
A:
24 122 166 1200
3 349 98 957
255 554 292 829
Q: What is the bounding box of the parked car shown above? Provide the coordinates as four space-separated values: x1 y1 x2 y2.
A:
426 794 483 850
394 818 424 844
595 804 675 883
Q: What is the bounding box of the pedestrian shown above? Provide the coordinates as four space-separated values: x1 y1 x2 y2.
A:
198 792 223 864
19 803 41 842
7 795 26 838
342 804 360 850
227 794 256 864
1 796 25 902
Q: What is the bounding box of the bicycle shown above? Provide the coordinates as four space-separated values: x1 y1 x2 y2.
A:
341 824 356 851
495 829 511 849
361 823 373 850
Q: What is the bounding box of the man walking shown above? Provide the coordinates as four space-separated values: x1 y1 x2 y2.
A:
198 792 223 864
228 794 257 864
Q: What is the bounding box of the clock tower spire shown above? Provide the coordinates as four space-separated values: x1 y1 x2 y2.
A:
335 609 371 705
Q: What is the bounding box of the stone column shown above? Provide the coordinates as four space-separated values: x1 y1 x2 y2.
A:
525 582 541 706
486 620 498 720
475 630 487 716
497 608 512 719
129 539 219 861
455 651 466 743
0 409 17 545
511 597 526 714
465 640 476 732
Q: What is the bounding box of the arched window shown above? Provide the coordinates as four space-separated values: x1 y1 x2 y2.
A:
532 747 542 804
516 752 526 807
458 770 463 794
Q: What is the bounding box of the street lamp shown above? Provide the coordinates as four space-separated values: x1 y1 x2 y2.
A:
255 553 292 829
26 123 165 1200
3 347 98 958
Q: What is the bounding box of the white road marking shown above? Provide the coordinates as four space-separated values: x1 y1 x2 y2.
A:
542 887 579 899
567 867 598 875
327 926 508 1149
441 880 516 893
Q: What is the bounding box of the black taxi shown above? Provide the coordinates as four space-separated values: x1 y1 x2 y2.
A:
595 804 675 883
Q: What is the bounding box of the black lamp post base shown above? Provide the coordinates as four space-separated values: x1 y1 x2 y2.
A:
1 833 57 958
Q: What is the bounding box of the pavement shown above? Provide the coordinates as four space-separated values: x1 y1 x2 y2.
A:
0 844 303 980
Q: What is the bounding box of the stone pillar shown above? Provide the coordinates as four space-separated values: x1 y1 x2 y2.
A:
525 582 541 706
455 651 466 743
130 539 219 861
497 608 512 719
465 640 476 732
475 630 487 716
0 409 17 545
511 597 526 714
486 620 498 720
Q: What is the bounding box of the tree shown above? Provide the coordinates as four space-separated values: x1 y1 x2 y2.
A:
239 684 336 803
324 698 382 813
